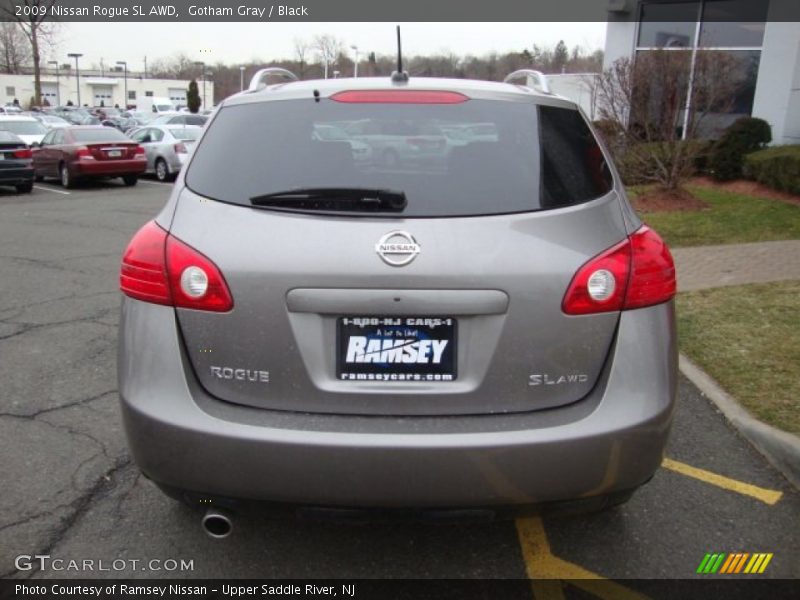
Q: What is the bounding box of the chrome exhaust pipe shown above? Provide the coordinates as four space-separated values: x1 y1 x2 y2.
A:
201 507 233 539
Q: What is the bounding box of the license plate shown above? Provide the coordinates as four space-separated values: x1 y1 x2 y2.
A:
337 316 457 382
107 150 122 158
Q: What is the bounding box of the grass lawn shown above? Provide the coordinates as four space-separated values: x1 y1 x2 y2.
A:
631 186 800 248
677 281 800 434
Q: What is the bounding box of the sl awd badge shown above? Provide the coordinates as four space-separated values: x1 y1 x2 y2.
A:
375 231 420 267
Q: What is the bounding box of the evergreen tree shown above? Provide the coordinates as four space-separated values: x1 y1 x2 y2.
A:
187 79 201 113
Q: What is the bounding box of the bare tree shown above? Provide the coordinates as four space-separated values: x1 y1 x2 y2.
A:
293 37 311 79
312 34 343 79
0 22 32 73
0 0 58 104
148 52 196 79
595 51 742 191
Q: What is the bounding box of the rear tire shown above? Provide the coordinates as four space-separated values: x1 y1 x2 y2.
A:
59 164 75 189
154 158 170 182
34 173 44 182
122 175 138 186
16 182 33 194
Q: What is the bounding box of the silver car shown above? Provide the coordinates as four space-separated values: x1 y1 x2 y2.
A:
128 125 201 182
118 71 677 534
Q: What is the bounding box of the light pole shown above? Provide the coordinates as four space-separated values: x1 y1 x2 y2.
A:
47 60 60 105
67 53 83 106
239 66 245 91
194 61 205 109
116 61 127 109
350 45 359 78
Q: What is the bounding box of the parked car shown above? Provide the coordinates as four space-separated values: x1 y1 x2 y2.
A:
0 105 23 115
30 113 72 130
31 126 146 188
0 130 34 193
312 123 373 164
122 110 155 128
148 113 209 127
344 118 449 169
0 115 48 146
128 124 201 181
118 72 677 534
136 96 176 114
51 107 101 126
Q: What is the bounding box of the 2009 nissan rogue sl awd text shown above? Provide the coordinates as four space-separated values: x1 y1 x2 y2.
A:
118 67 677 529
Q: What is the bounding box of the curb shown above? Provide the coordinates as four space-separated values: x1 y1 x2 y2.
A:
679 353 800 490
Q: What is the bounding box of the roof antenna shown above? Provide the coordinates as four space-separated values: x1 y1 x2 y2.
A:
391 25 409 82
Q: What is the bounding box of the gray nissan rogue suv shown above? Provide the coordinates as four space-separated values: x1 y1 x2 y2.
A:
118 68 677 527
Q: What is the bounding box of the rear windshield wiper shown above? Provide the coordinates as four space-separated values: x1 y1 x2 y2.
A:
250 188 407 213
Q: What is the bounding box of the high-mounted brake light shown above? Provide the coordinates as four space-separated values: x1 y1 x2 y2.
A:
562 226 675 315
120 220 233 312
330 90 469 104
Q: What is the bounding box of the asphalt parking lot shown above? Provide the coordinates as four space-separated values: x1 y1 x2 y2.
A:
0 180 798 590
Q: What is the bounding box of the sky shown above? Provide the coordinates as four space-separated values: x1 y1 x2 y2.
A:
51 22 606 71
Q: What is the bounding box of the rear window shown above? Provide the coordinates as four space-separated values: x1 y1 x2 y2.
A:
186 98 612 217
70 129 129 142
167 127 200 140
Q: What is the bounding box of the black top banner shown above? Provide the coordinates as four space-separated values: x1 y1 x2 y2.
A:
1 0 799 22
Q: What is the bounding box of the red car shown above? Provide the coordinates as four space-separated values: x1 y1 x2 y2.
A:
31 126 146 188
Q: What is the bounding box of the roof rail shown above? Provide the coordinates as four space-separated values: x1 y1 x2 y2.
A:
503 69 551 95
247 68 299 92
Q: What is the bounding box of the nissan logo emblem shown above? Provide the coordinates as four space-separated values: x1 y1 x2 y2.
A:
375 231 420 266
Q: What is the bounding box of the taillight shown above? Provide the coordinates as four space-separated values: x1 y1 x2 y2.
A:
166 234 233 311
120 221 171 305
12 148 32 159
174 142 187 154
120 220 233 312
134 145 145 157
330 90 469 104
625 226 677 309
76 146 92 159
562 226 675 315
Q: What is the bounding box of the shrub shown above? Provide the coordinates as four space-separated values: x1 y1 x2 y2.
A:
615 140 711 187
743 145 800 195
709 117 772 181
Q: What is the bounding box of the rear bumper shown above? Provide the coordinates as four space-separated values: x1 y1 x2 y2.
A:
74 159 146 177
118 299 677 509
0 166 34 185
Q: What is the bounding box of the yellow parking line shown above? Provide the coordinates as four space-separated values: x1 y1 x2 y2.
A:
515 517 651 600
662 458 783 505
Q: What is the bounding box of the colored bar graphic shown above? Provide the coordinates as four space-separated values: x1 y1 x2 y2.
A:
699 552 773 575
720 554 736 574
744 554 759 574
758 554 773 573
734 553 750 573
711 553 726 573
696 554 712 574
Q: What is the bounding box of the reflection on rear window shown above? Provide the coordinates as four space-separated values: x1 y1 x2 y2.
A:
168 127 200 140
187 98 611 217
70 129 129 142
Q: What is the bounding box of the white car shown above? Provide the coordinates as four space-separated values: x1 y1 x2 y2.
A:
0 115 48 146
31 113 72 130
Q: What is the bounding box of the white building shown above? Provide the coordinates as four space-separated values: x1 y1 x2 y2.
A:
603 0 800 144
0 69 213 111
